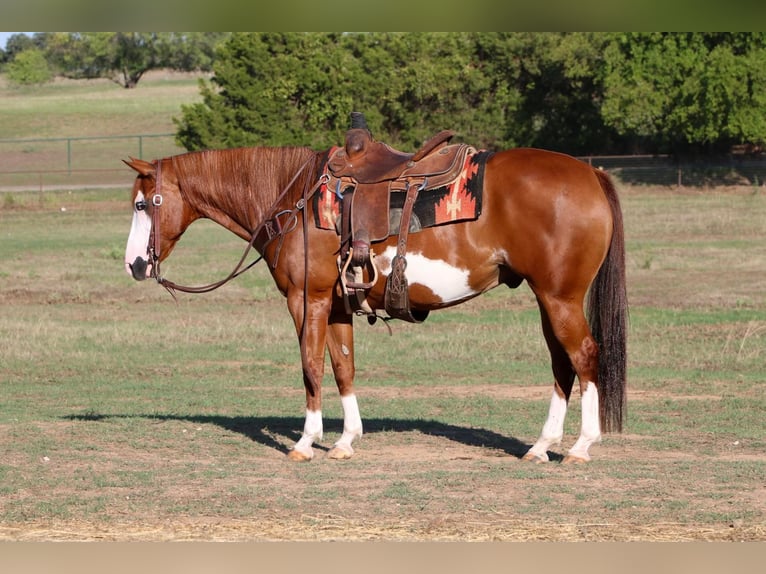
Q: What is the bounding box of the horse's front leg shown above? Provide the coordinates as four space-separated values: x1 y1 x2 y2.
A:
286 290 332 462
325 310 362 460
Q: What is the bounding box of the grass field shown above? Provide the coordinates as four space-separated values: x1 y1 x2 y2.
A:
0 73 765 541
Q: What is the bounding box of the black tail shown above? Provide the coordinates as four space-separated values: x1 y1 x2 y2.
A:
588 169 628 433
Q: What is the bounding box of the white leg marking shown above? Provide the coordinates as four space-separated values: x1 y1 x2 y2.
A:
378 246 478 303
568 381 602 461
292 409 323 459
526 390 568 462
333 394 363 455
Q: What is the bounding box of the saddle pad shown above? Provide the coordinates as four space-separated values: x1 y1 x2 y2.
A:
314 149 492 235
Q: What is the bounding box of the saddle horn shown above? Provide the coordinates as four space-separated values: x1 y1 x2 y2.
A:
350 111 369 131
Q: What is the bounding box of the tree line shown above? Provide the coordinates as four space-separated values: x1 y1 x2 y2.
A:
3 32 766 157
0 33 227 88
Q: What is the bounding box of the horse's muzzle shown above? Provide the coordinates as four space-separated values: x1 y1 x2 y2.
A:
128 256 149 281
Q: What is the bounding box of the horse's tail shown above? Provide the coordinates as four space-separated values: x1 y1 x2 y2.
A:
588 169 628 433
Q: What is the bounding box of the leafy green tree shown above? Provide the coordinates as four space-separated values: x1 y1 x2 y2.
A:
4 33 38 59
6 49 53 86
346 32 520 150
502 32 623 155
601 32 766 155
175 32 766 157
44 32 228 88
176 32 358 149
176 32 523 152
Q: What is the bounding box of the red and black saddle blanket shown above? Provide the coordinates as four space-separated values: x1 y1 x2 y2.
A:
314 149 493 236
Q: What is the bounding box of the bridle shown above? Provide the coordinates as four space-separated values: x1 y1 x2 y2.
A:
142 153 329 298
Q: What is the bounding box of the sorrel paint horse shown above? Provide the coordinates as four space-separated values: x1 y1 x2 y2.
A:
124 143 627 464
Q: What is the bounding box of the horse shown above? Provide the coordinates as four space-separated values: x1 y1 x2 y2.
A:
123 136 627 464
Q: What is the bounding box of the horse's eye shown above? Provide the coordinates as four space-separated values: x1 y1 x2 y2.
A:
135 199 147 211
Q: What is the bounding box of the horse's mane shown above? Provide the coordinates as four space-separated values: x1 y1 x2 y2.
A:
170 146 318 229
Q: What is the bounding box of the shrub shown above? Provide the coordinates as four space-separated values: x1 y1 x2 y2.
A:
7 49 53 86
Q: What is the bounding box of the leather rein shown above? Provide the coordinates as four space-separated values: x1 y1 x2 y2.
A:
146 154 328 298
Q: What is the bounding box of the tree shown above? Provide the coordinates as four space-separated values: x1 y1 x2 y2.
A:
44 33 228 88
601 32 766 155
346 32 520 150
176 32 523 152
175 32 766 157
6 49 52 86
4 33 38 59
176 32 358 149
500 32 624 155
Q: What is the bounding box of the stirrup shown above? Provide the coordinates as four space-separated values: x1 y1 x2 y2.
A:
340 246 379 290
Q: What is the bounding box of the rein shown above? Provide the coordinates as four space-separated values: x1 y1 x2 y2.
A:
148 154 328 298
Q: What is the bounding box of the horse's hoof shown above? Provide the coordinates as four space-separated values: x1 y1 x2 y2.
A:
562 454 589 465
327 444 354 460
522 451 549 464
287 448 313 462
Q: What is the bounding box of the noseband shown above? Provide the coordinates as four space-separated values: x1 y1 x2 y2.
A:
145 155 328 297
147 160 164 282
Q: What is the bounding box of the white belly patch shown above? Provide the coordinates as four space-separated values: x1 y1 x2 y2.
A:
377 246 477 303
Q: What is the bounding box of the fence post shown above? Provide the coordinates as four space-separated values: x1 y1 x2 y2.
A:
67 138 72 175
677 168 682 188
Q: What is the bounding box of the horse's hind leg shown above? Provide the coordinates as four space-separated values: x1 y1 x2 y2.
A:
523 300 576 463
525 294 601 464
325 311 363 460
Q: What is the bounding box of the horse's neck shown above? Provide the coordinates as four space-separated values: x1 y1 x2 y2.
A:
181 147 316 240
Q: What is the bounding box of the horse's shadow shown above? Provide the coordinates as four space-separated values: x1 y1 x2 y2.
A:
65 413 562 461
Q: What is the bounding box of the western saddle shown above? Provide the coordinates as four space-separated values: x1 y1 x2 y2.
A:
326 112 473 323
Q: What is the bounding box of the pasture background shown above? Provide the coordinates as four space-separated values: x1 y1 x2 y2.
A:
0 73 765 541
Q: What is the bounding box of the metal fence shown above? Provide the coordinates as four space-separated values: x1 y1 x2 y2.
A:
1 134 766 192
0 133 180 192
580 154 766 188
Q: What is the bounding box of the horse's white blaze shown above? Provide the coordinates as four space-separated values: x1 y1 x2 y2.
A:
568 381 601 460
378 246 477 303
125 191 152 277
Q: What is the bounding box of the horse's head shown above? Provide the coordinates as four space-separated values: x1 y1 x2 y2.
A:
123 157 197 281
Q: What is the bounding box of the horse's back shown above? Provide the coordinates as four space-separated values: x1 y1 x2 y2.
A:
485 148 604 195
483 147 612 228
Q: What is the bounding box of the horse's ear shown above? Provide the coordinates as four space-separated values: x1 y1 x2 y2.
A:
123 157 156 177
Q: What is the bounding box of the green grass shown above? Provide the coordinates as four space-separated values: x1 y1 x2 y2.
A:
0 77 765 540
0 71 204 139
2 187 765 541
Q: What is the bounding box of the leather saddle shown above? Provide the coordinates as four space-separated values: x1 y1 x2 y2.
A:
327 128 472 243
328 127 457 184
325 113 473 324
